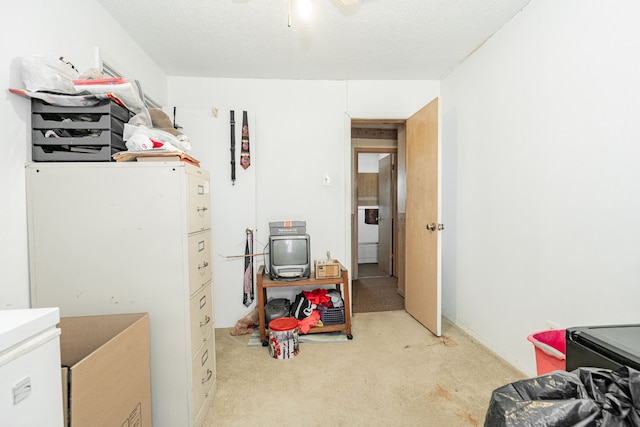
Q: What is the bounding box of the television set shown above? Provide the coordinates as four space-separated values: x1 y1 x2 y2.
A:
268 234 311 280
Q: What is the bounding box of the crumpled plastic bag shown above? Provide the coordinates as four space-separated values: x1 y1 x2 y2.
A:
22 55 79 94
123 123 191 152
75 79 146 114
484 367 640 426
125 134 166 151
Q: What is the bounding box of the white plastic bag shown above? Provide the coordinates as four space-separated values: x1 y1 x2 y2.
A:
123 123 184 152
75 80 146 114
22 55 79 94
129 110 153 129
125 134 157 151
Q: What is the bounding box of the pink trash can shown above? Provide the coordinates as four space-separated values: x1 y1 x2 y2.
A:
527 329 566 375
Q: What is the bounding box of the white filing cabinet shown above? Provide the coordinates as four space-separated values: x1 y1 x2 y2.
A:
0 307 63 427
26 162 216 427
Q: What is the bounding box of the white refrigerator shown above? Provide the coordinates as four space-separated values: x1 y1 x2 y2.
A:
0 307 63 427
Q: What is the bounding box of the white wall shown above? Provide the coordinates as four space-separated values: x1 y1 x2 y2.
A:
0 0 166 308
441 0 640 376
169 78 439 327
358 153 383 173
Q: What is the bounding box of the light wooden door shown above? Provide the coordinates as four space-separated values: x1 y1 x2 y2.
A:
377 155 392 274
405 97 441 336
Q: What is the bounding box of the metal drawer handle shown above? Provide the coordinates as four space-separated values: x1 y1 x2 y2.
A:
198 261 209 270
202 369 213 384
197 206 208 212
200 315 211 327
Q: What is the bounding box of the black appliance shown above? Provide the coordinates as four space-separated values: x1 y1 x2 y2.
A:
264 298 291 324
566 324 640 371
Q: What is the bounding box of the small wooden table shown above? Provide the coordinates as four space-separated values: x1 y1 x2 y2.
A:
257 264 353 345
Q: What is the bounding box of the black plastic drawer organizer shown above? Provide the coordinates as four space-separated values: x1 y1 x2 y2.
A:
31 98 130 162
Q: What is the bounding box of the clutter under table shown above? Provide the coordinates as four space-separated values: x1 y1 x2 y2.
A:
256 264 353 346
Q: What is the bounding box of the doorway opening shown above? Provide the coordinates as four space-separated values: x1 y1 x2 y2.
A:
349 97 441 334
350 122 406 313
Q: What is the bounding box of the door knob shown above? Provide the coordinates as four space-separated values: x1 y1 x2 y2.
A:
427 223 445 232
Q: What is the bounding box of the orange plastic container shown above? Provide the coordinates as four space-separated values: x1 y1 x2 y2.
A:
527 329 566 375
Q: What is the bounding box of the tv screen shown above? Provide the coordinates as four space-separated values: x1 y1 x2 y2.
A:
269 234 310 280
272 238 308 265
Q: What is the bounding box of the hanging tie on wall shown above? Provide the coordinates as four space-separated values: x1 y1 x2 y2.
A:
230 110 236 185
243 228 254 307
240 111 251 169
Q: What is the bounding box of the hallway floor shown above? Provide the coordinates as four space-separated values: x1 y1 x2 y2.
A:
352 263 404 313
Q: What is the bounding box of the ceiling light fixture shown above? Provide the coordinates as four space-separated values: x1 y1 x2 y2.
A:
297 0 312 20
288 0 312 28
288 0 361 28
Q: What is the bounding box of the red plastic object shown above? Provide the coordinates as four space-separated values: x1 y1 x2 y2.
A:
268 317 298 331
527 329 566 375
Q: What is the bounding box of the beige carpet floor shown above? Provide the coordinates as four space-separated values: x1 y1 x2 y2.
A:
204 310 525 427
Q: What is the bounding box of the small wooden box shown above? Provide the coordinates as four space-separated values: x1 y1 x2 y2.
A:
315 259 341 279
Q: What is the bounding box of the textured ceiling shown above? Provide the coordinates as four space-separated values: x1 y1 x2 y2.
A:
96 0 531 80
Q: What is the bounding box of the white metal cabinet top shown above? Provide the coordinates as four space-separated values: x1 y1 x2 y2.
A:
0 307 60 353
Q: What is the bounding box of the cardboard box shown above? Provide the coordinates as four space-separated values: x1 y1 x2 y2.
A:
59 312 151 427
269 220 306 236
315 259 341 278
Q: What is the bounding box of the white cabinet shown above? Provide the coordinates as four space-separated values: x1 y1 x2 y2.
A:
0 308 63 427
26 162 216 427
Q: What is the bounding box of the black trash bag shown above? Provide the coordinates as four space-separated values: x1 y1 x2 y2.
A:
576 366 640 427
484 367 640 427
484 370 599 426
